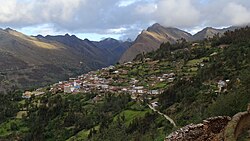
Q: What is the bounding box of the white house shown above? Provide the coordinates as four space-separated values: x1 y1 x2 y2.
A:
218 80 227 92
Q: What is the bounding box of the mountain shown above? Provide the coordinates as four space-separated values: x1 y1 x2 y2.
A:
119 23 239 63
0 29 91 93
192 26 237 41
0 29 128 93
40 35 132 65
93 38 132 62
119 23 193 63
39 34 113 65
1 26 250 141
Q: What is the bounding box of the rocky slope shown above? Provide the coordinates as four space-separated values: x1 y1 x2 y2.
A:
119 23 192 63
119 24 238 63
192 26 237 41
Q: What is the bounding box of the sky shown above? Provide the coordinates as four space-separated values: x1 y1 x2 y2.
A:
0 0 250 41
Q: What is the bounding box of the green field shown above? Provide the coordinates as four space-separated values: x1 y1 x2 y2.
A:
114 109 151 126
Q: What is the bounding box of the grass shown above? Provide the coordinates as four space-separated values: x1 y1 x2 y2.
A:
186 57 209 67
18 100 25 105
67 130 89 141
114 109 151 126
67 125 100 141
0 119 29 138
151 83 167 89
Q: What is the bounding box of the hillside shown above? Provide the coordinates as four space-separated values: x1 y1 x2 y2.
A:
0 27 249 141
119 23 192 63
119 23 238 63
0 29 127 93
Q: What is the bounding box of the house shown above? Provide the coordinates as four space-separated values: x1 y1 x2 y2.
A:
168 78 175 83
22 91 45 99
145 58 151 62
34 91 45 96
210 52 218 56
192 43 200 47
169 73 175 77
113 70 119 74
134 86 144 90
93 95 102 103
64 84 72 93
100 85 109 89
22 91 32 99
160 78 165 82
130 89 137 94
122 88 128 92
137 89 144 94
151 90 160 95
218 80 227 93
130 78 139 84
151 102 159 108
108 66 115 70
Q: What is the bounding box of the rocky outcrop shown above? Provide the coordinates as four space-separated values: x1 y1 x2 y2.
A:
165 116 231 141
224 104 250 140
165 104 250 141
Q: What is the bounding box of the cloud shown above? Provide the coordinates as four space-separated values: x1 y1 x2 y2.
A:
1 0 250 40
153 0 201 28
222 2 250 25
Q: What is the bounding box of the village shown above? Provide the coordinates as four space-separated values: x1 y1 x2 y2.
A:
22 59 178 106
22 57 230 107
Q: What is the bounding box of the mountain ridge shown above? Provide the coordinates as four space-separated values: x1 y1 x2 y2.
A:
119 23 239 63
0 29 130 93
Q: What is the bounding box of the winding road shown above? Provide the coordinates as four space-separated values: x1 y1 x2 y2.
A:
148 104 177 127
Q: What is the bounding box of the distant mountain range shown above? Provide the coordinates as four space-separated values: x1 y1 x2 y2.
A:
0 23 239 93
119 23 237 63
0 29 130 93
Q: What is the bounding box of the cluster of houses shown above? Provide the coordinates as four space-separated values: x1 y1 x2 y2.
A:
47 62 177 100
22 60 177 103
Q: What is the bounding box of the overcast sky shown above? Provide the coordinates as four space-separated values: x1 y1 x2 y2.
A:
0 0 250 41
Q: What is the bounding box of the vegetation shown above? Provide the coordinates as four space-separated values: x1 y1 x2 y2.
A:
1 27 250 140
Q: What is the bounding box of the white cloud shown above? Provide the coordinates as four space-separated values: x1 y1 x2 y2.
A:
1 0 250 40
118 0 139 7
222 2 250 25
0 0 18 23
0 0 85 25
136 3 157 14
153 0 201 28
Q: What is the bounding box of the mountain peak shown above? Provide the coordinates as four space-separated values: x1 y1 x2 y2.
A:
151 23 162 28
204 27 214 29
65 33 70 37
147 23 165 32
35 34 44 38
120 24 193 63
101 37 119 43
4 27 18 33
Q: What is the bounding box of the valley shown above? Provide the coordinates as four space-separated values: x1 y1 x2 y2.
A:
0 26 249 141
0 29 131 94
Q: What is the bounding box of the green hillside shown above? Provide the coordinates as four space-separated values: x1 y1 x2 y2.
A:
0 27 249 141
